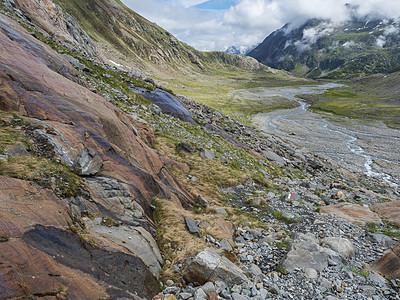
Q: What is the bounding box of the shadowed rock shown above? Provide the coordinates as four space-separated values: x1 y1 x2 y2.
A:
23 225 160 299
185 217 202 237
130 87 196 124
370 243 400 280
196 195 210 208
177 142 195 153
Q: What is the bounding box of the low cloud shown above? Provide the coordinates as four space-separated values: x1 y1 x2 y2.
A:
343 40 358 48
384 25 400 36
122 0 400 51
376 35 386 47
293 23 336 52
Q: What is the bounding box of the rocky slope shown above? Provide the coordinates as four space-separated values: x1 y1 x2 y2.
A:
0 0 400 299
248 15 400 79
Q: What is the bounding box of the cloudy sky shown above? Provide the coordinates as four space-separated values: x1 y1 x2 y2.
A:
121 0 400 51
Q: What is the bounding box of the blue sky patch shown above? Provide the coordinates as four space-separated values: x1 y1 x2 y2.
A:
195 0 237 10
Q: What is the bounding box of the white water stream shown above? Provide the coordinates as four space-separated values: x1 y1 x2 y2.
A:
244 83 400 188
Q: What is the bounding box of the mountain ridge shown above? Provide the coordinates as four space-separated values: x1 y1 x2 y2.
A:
248 16 400 78
11 0 266 76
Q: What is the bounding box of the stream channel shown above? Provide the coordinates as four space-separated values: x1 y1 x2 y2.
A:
246 83 400 189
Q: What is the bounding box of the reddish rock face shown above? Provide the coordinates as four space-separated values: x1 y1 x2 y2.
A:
320 203 382 227
0 14 193 298
0 176 71 238
0 14 193 206
370 243 400 280
0 176 102 298
371 201 400 227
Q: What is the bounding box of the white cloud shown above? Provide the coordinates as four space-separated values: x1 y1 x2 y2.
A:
178 0 208 8
384 25 400 35
343 40 357 48
376 35 386 47
293 22 335 52
121 0 400 51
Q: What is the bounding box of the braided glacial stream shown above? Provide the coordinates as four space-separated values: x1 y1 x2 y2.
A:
247 83 400 190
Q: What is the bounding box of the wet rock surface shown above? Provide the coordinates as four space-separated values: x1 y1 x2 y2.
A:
130 86 196 124
23 225 160 299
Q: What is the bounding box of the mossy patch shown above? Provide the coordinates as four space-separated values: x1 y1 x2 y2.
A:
0 112 82 198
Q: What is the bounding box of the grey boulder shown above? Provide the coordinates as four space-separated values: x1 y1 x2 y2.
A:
75 147 103 175
281 233 328 272
200 149 215 159
262 150 285 166
185 218 202 237
183 248 249 287
320 237 355 259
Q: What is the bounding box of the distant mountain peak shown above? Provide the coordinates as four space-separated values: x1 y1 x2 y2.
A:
225 44 258 55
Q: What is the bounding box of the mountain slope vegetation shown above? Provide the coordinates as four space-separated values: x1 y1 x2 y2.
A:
50 0 266 76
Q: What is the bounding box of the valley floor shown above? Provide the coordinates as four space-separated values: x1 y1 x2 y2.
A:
251 85 400 190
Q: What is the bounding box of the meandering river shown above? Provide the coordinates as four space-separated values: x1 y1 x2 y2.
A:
247 84 400 189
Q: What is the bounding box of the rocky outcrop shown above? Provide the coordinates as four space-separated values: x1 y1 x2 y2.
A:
321 203 382 226
371 243 400 280
0 176 159 299
12 0 97 56
0 13 194 298
371 201 400 227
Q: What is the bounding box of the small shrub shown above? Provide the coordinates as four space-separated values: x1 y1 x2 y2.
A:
101 216 119 227
277 265 288 275
81 211 95 220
